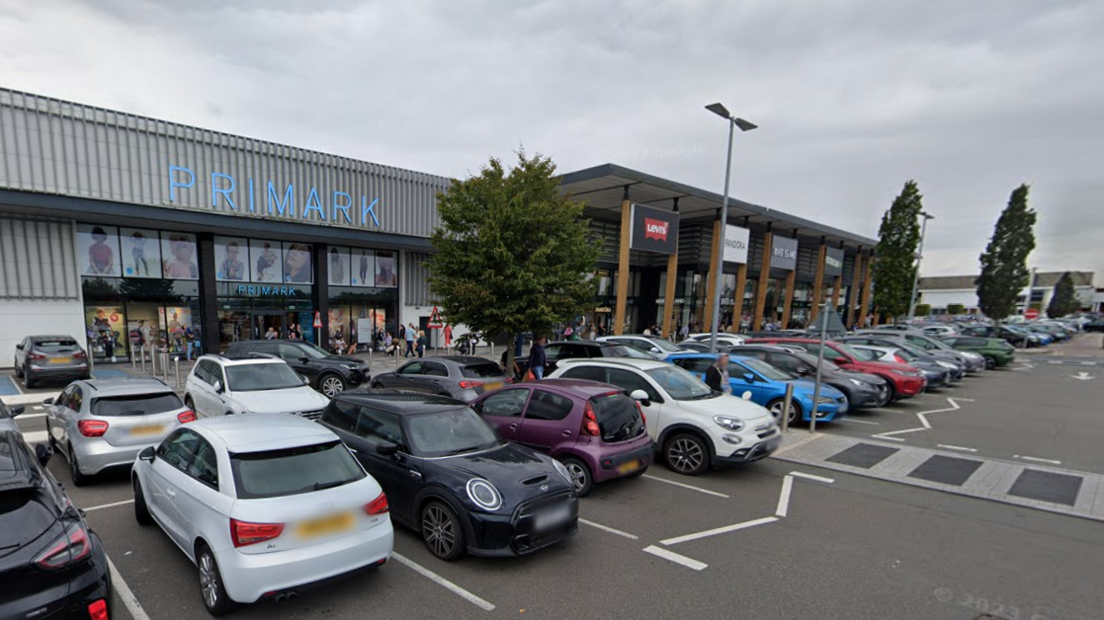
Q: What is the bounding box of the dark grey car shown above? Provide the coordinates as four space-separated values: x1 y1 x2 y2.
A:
730 345 890 409
370 356 508 402
14 335 90 388
853 329 985 373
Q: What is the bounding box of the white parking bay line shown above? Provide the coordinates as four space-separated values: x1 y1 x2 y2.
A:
937 444 978 453
20 412 46 420
838 418 880 425
391 553 495 611
1014 455 1062 465
659 516 778 546
107 556 153 620
21 431 48 445
578 518 639 540
85 499 135 512
789 472 835 484
642 545 708 571
775 475 793 517
872 435 905 442
641 474 729 498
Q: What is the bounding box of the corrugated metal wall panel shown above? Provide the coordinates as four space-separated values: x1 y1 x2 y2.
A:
0 214 78 299
0 88 452 238
403 251 434 306
796 242 817 281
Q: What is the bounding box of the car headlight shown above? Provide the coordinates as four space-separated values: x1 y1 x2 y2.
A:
552 459 572 484
816 396 835 404
936 361 957 369
898 371 923 378
848 378 867 387
712 415 744 431
465 478 502 511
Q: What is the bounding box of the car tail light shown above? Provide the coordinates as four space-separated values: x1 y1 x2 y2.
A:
230 518 284 548
34 523 91 570
893 355 907 364
73 351 87 360
77 420 109 437
177 410 197 424
581 402 600 436
633 399 646 427
458 380 484 390
29 352 47 361
364 492 389 515
87 599 108 620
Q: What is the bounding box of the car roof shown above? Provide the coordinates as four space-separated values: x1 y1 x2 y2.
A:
548 340 605 347
336 389 469 415
557 357 669 371
28 335 78 341
528 378 625 396
80 377 173 395
730 344 796 353
0 431 39 490
199 354 286 366
404 356 493 366
226 340 307 346
191 414 337 453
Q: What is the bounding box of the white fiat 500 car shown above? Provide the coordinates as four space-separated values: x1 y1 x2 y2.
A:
549 358 779 475
185 355 330 420
131 414 393 615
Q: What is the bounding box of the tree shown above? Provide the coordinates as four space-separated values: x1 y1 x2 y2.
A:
914 303 931 317
976 184 1037 321
1047 272 1079 318
427 150 600 372
871 181 924 322
947 303 966 316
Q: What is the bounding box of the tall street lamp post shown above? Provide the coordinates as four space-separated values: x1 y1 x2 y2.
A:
705 102 757 352
907 211 935 322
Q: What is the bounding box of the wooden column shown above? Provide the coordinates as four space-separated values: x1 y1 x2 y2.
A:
701 218 722 331
809 242 827 324
613 189 631 335
733 263 748 332
846 251 864 328
858 256 874 327
830 275 843 314
661 250 679 339
780 270 797 328
752 231 773 330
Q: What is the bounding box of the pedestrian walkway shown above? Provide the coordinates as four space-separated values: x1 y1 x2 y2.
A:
772 432 1104 523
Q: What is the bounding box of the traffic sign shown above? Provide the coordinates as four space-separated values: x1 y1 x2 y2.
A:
1024 308 1039 320
427 306 444 329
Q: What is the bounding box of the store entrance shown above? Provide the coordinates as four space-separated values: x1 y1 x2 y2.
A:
254 312 285 340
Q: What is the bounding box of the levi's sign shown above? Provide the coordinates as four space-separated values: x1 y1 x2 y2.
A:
630 204 679 255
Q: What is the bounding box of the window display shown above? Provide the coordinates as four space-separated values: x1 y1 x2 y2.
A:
375 250 397 287
283 243 313 283
250 239 283 283
329 247 351 286
161 232 199 279
215 236 249 281
85 306 126 360
120 228 161 278
352 249 374 287
76 224 122 277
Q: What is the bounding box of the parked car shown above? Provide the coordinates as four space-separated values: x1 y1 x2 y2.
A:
515 340 656 376
680 333 747 347
0 430 113 620
0 400 26 433
668 353 848 424
961 325 1038 347
846 345 951 390
1024 323 1068 342
13 335 89 388
370 356 508 402
937 336 1016 368
596 335 687 360
729 344 890 409
838 335 966 381
224 340 369 397
471 379 653 496
1085 319 1104 333
747 337 927 401
318 391 577 560
132 415 393 614
919 325 959 338
44 377 196 486
853 329 985 373
549 358 779 475
184 355 329 419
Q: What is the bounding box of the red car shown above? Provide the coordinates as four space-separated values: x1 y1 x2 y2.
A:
746 337 926 401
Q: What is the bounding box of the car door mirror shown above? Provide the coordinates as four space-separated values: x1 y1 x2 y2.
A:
297 373 309 384
742 373 756 383
10 405 25 417
834 356 848 365
213 380 224 394
35 444 52 466
42 398 54 406
629 389 651 406
299 357 310 364
741 390 753 400
796 366 811 376
375 442 399 456
138 446 156 462
650 347 661 354
15 343 23 350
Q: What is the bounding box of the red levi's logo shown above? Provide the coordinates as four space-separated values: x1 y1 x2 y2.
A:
644 218 669 242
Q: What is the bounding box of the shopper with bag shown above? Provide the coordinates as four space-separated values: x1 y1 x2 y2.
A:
528 336 547 380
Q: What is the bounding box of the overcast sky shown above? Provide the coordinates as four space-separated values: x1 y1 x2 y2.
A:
2 0 1101 279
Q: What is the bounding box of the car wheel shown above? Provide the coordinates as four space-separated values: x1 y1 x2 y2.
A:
133 479 153 526
371 381 385 390
768 398 803 425
184 395 196 413
421 500 466 561
983 356 997 370
24 369 36 389
561 457 594 497
664 433 709 476
197 544 240 616
69 446 89 487
879 378 898 402
320 374 346 398
14 363 22 378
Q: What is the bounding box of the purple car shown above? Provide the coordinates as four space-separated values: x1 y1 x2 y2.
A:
471 379 653 496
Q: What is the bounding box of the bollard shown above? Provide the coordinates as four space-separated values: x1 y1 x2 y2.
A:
174 357 181 388
150 345 157 377
490 343 495 363
780 383 794 432
140 346 146 373
132 352 137 370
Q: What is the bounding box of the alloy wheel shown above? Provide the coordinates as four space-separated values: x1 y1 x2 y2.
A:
565 461 588 492
321 376 345 397
422 505 456 558
770 400 798 424
199 553 218 609
667 437 704 473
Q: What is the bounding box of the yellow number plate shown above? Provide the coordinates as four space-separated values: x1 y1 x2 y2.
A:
296 512 355 538
483 382 504 391
54 357 72 364
129 425 164 436
617 460 640 475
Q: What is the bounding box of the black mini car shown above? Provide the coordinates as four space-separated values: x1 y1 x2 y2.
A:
319 391 578 560
225 340 369 397
0 430 113 620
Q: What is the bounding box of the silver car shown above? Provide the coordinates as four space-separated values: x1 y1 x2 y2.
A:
14 335 90 388
45 377 195 486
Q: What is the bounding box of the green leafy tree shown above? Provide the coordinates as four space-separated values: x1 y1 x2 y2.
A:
976 184 1037 321
947 303 966 316
1046 272 1079 318
914 303 931 317
871 181 923 322
427 150 600 372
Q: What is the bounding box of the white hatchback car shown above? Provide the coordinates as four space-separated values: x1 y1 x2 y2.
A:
185 355 330 420
548 358 779 475
131 414 393 615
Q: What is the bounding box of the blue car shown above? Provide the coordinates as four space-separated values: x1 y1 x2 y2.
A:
668 352 848 424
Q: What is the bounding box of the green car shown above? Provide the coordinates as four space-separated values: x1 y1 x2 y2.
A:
938 336 1015 369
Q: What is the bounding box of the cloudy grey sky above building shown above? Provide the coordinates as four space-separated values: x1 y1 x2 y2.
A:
2 0 1101 279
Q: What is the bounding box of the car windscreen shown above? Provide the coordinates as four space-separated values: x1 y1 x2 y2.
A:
614 345 654 359
792 351 840 370
737 358 794 381
91 392 183 416
230 440 365 499
461 363 506 379
851 347 881 361
297 342 331 360
644 365 713 400
649 338 683 353
589 392 645 443
225 363 303 391
829 342 866 360
33 340 79 352
404 407 502 458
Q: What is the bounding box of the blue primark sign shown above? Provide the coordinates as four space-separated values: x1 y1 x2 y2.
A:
167 164 381 228
237 284 298 297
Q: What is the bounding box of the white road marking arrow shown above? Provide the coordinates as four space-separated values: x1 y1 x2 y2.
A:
1071 372 1095 381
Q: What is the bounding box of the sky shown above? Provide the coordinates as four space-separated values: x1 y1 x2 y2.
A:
1 0 1101 279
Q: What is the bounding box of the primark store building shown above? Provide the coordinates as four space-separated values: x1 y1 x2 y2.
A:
0 88 877 368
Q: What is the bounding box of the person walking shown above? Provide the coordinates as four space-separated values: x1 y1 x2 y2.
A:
564 324 574 340
384 332 394 356
529 336 547 380
705 353 732 394
183 326 196 361
404 322 416 357
416 330 427 358
264 326 277 340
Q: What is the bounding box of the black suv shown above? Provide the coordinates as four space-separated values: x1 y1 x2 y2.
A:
224 340 370 397
0 431 113 620
516 340 654 376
